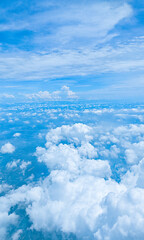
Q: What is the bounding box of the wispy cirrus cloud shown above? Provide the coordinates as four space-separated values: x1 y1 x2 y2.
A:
0 37 144 82
0 1 132 43
0 93 15 98
0 0 133 82
0 0 144 101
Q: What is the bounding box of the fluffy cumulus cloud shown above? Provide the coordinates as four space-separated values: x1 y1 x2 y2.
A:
26 86 78 101
60 86 78 99
1 142 15 154
1 122 144 239
28 123 144 239
45 123 93 145
29 123 144 239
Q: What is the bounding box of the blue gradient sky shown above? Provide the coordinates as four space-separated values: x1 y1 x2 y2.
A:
0 0 144 101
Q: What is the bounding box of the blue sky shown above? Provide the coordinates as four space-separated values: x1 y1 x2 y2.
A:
0 0 144 101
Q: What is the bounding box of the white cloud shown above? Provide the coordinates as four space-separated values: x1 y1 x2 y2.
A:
2 121 144 239
6 158 31 173
26 91 52 100
13 133 21 137
12 229 23 240
20 160 31 175
60 86 78 99
1 38 144 82
0 94 15 98
0 1 132 43
82 159 111 178
45 123 93 146
0 1 135 85
6 159 20 169
0 184 12 194
125 141 144 164
36 144 81 173
1 142 15 154
27 123 144 239
25 86 78 101
0 212 17 239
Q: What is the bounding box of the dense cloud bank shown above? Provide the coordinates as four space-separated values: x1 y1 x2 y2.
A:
1 122 144 239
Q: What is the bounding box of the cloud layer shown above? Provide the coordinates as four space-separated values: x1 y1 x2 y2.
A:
1 120 144 239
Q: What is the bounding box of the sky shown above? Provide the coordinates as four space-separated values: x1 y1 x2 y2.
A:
1 2 144 239
0 0 144 101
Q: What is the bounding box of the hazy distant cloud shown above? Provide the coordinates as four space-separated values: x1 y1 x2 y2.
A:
26 86 78 101
0 94 15 98
26 91 52 100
